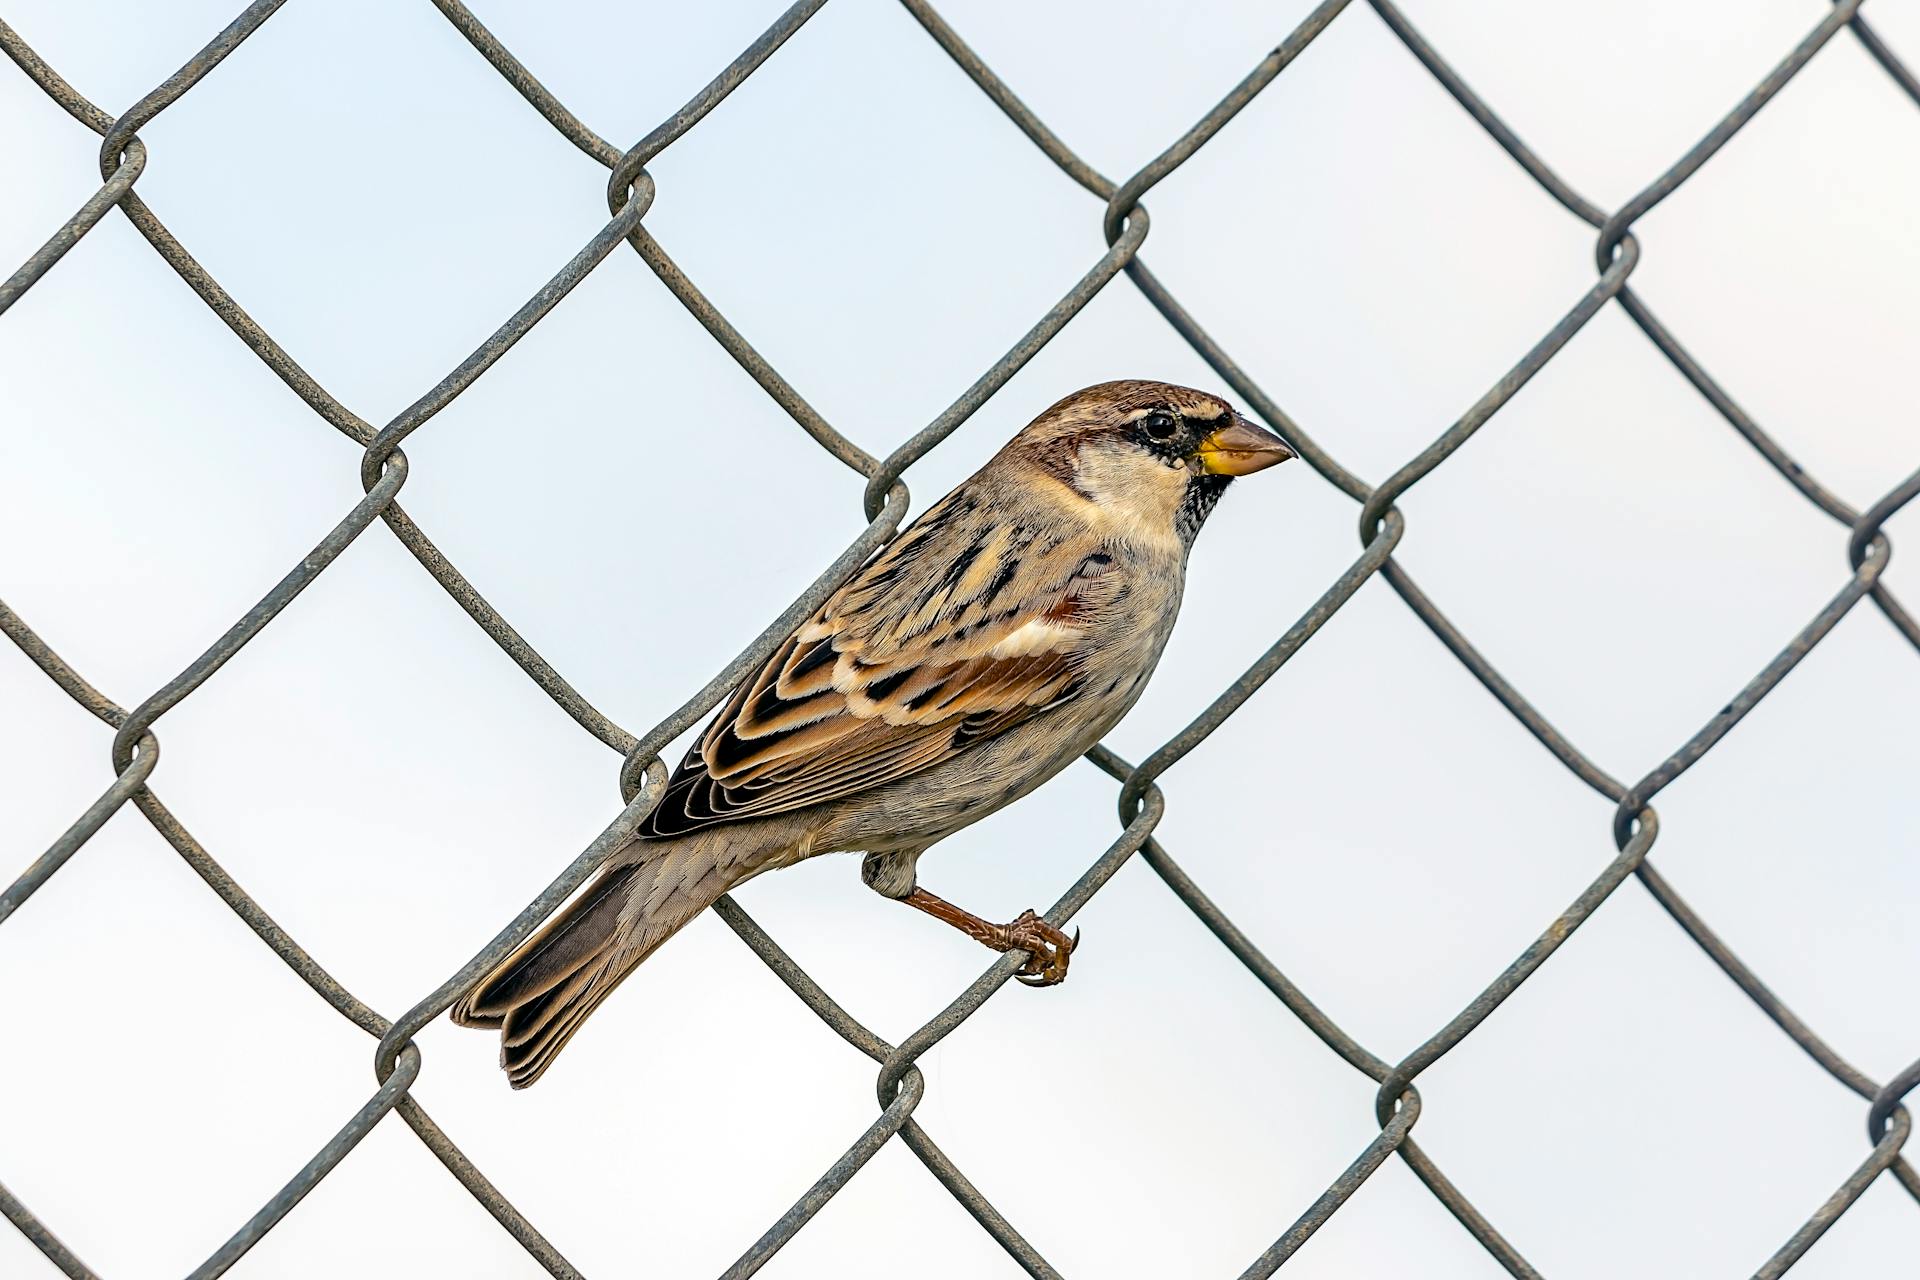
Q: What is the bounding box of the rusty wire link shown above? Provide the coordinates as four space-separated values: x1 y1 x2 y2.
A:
2 0 1916 1275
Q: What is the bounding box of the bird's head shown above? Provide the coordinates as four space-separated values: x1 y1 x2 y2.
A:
1005 379 1294 549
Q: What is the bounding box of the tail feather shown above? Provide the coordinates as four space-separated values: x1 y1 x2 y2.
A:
504 961 628 1087
455 865 636 1025
451 844 746 1088
499 957 602 1051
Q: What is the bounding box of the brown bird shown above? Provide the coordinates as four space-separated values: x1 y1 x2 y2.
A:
452 380 1292 1086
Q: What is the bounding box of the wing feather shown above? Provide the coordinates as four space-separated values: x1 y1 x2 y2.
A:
637 491 1118 840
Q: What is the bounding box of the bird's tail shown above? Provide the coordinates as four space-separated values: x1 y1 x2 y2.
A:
450 839 743 1088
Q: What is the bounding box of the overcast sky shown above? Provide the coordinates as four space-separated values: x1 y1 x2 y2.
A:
4 1 1919 1277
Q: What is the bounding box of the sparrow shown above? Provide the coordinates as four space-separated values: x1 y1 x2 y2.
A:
452 380 1293 1086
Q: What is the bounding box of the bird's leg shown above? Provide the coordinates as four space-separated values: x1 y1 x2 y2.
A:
897 886 1078 986
860 853 1078 985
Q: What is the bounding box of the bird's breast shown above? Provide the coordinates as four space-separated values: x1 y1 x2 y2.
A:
1080 544 1184 656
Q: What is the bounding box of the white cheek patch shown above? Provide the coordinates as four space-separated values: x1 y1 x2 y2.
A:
1074 464 1185 551
987 618 1082 658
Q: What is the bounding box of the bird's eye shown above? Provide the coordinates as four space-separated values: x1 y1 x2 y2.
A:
1142 411 1178 442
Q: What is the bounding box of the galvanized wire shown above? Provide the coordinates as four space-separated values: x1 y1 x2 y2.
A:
3 1 1917 1276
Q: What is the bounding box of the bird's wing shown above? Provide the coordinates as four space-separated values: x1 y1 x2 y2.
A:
639 488 1118 838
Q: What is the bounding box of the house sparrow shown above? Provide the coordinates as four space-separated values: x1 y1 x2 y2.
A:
452 380 1292 1086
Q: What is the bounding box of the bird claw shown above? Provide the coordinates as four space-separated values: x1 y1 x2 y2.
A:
1000 910 1077 986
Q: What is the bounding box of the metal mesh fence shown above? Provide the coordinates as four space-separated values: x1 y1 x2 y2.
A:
3 0 1918 1275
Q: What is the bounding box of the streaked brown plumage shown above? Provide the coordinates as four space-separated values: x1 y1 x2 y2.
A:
452 380 1292 1087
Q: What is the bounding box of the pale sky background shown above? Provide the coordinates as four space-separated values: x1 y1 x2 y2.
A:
3 1 1919 1277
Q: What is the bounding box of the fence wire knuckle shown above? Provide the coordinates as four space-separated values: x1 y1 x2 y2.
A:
2 0 1917 1275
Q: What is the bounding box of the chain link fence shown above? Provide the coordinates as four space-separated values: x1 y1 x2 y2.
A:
3 1 1918 1275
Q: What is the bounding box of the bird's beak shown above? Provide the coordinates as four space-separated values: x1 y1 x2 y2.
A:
1195 414 1295 476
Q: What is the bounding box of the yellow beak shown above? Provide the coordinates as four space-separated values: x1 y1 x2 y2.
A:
1195 415 1295 476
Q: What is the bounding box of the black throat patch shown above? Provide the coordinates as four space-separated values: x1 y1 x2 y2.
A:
1175 472 1232 547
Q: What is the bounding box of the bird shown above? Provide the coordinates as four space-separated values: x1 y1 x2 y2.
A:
451 379 1293 1087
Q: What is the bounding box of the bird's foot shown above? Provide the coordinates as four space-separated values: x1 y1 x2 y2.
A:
994 909 1078 986
894 887 1080 986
